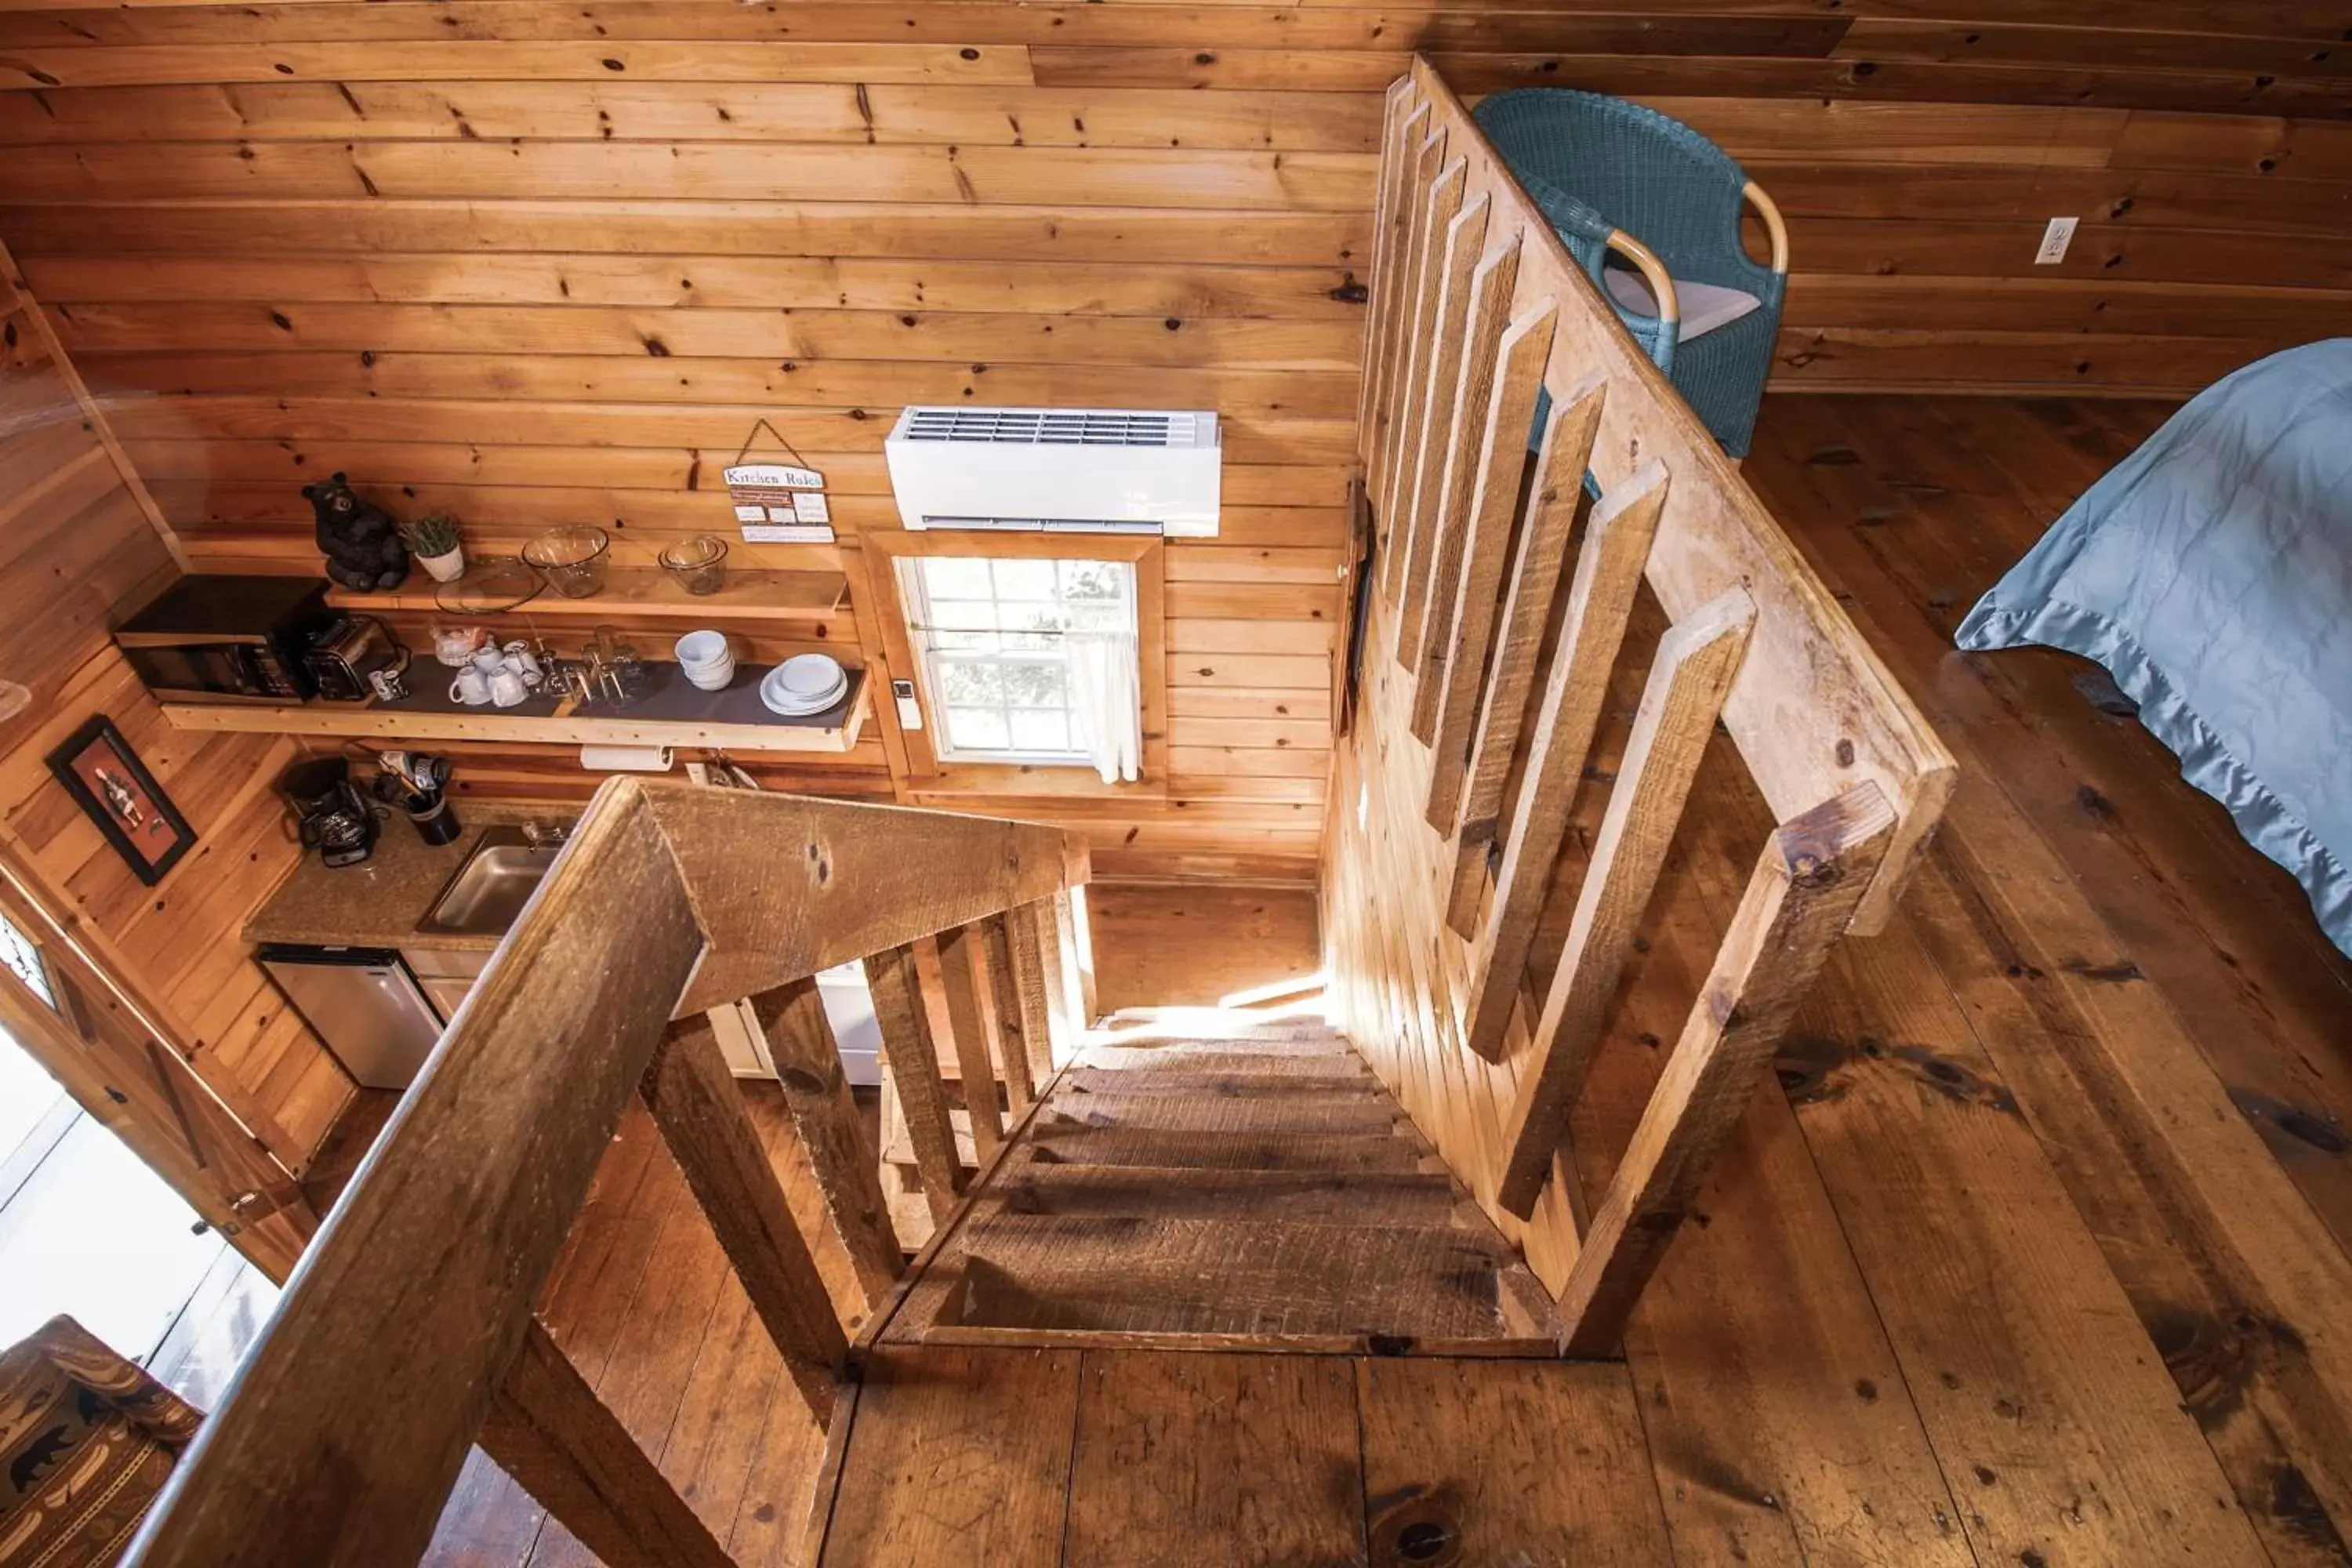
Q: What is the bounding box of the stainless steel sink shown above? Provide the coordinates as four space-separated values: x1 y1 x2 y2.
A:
415 827 566 937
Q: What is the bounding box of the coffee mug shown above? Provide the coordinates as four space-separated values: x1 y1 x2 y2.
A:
449 666 491 706
489 668 528 708
470 644 506 674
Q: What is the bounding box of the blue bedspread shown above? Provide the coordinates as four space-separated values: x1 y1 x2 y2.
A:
1955 340 2352 956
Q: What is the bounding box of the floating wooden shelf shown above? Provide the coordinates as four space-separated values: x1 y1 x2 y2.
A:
327 566 848 623
163 666 868 754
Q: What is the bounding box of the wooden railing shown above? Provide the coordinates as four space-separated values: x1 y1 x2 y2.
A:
1327 59 1956 1355
124 779 1090 1567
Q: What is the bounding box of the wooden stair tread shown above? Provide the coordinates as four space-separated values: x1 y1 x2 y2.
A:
948 1214 1512 1338
881 1022 1559 1346
1097 1011 1345 1037
1057 1068 1377 1098
981 1164 1468 1228
1040 1092 1407 1138
1084 1032 1356 1055
1076 1047 1368 1078
1024 1124 1433 1173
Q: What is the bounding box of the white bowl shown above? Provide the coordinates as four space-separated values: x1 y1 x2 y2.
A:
675 630 729 667
684 660 735 691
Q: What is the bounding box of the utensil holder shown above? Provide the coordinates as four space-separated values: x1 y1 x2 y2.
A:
408 793 463 847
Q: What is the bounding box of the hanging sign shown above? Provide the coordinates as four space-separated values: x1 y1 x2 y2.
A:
723 419 835 543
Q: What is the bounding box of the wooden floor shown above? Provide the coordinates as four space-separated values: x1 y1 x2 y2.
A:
815 1345 1672 1565
1084 883 1322 1013
1497 390 2352 1567
412 394 2352 1566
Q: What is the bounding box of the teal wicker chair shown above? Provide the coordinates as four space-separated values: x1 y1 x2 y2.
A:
1474 89 1789 458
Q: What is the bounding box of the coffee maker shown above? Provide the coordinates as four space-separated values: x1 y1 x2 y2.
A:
279 757 378 869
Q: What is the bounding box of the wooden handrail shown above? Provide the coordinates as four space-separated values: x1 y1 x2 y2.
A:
1331 60 1955 1354
1363 60 1954 932
127 778 1091 1567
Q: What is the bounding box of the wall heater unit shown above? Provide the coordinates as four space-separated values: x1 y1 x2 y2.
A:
884 406 1221 539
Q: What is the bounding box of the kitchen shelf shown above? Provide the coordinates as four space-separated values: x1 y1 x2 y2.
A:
163 665 868 754
327 566 848 623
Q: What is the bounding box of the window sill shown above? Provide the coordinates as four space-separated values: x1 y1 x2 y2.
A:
906 764 1163 803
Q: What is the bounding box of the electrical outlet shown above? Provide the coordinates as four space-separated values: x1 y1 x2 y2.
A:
2035 216 2078 265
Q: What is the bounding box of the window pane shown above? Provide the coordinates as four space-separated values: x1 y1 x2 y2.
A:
929 629 999 652
992 559 1056 601
921 557 993 598
1008 710 1070 752
929 599 1000 632
1061 561 1127 601
935 661 1003 706
947 708 1010 750
0 916 53 1007
1002 664 1065 708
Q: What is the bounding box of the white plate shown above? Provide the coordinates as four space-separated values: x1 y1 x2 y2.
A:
762 683 845 713
766 681 844 711
761 666 845 715
774 652 845 697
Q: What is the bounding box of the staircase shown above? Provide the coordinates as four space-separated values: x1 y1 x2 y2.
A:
805 1011 1617 1566
882 1012 1555 1350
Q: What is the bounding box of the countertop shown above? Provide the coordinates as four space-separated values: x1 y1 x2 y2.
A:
242 801 569 953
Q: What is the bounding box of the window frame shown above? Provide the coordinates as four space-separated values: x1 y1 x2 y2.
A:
852 531 1169 799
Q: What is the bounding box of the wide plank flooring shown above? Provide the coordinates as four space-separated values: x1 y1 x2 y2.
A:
814 1345 1675 1567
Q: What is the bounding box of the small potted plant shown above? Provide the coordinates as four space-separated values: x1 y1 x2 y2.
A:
401 511 465 583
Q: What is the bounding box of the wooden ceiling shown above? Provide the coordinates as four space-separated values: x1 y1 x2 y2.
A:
0 0 2343 882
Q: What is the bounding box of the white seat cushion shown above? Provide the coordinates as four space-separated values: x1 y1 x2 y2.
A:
1602 263 1763 345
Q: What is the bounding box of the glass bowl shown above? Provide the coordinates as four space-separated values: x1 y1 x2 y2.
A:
657 534 729 597
521 525 611 599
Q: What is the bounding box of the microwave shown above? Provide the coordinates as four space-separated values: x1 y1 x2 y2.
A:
114 575 331 704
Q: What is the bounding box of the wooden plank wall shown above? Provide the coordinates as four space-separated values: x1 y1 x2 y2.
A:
0 257 355 1183
0 0 2342 881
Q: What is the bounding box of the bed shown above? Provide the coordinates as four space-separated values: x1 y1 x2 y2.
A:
1955 339 2352 957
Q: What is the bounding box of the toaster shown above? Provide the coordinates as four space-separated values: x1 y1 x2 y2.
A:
302 615 405 702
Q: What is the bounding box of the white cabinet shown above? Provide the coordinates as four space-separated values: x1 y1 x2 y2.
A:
403 946 488 1028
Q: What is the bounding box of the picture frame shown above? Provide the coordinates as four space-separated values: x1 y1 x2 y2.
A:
46 716 196 887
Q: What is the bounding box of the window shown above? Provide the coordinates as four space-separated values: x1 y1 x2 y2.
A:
898 556 1137 765
0 912 53 1008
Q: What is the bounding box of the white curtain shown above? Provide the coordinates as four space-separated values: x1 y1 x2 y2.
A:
1065 629 1141 785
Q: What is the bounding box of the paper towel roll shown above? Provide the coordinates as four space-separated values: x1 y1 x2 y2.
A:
580 744 674 773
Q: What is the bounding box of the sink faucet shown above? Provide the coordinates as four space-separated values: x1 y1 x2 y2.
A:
519 821 572 850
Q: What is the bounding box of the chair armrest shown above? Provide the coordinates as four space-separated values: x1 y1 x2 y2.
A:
1603 229 1681 332
1741 180 1790 276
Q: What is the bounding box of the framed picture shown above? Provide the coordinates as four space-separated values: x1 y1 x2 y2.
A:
46 716 196 887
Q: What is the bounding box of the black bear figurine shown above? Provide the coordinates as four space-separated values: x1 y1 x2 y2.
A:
303 472 410 592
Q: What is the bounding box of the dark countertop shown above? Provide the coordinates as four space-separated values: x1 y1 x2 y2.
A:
242 800 568 953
